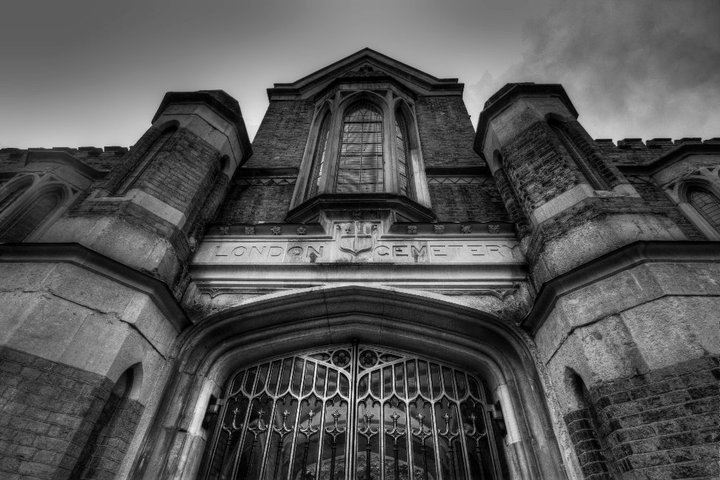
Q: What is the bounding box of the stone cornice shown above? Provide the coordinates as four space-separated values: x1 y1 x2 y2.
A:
152 90 252 160
25 150 106 179
0 243 190 332
522 241 720 335
285 193 436 223
474 83 578 155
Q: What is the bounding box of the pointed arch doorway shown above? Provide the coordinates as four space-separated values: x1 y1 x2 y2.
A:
201 344 505 480
131 286 567 480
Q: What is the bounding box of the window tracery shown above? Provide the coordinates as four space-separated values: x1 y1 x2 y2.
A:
687 185 720 232
0 184 67 242
201 345 504 480
295 91 429 211
337 103 384 193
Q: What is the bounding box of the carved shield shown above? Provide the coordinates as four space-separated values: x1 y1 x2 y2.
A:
337 221 377 256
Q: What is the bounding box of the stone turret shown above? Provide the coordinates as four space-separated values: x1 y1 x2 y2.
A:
476 83 685 287
40 90 252 290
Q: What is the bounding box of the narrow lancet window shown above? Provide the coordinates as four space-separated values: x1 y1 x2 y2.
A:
394 114 413 198
117 126 176 195
550 120 609 190
306 113 331 199
336 103 384 193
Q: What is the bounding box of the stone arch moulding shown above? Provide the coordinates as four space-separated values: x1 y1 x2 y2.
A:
130 285 567 480
0 180 73 242
675 177 720 240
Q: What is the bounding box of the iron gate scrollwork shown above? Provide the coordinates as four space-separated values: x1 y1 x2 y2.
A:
201 345 503 480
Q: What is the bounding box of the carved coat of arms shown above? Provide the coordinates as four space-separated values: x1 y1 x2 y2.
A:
336 221 378 257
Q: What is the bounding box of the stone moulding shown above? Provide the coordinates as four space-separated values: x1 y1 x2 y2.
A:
0 242 190 332
522 240 720 334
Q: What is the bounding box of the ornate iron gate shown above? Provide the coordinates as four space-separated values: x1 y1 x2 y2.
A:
201 345 503 480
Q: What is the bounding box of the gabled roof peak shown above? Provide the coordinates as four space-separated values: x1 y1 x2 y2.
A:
268 48 463 100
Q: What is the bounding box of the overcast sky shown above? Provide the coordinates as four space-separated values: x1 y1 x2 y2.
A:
1 0 718 149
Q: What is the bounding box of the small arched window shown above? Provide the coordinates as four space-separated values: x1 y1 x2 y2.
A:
687 185 720 231
336 102 384 193
117 125 177 195
71 366 142 479
0 176 33 214
549 119 609 191
394 113 413 198
306 112 331 199
0 186 65 242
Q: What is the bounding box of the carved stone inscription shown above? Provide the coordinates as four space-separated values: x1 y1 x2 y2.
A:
194 238 523 264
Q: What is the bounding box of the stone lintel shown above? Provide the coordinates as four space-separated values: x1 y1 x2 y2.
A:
523 241 720 334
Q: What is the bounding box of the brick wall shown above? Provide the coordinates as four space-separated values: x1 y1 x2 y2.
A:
564 408 612 479
416 96 485 169
0 347 114 480
217 183 295 224
71 394 143 480
626 175 704 240
245 100 315 169
500 120 579 213
587 355 720 479
136 128 220 216
427 176 510 223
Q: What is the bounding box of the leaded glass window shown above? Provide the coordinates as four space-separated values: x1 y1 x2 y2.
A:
394 115 412 198
201 345 504 480
306 113 331 199
336 103 384 193
0 187 64 242
688 186 720 231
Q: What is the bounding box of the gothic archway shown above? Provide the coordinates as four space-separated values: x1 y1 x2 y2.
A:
130 286 566 480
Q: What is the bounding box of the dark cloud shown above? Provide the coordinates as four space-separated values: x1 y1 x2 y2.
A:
468 0 720 140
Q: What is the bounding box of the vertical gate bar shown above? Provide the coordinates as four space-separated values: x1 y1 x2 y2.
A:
404 361 415 480
347 343 359 480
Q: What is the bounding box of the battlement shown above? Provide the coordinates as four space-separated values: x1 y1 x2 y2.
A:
594 137 720 167
0 146 131 172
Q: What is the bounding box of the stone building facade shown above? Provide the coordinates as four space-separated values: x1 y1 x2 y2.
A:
0 49 718 480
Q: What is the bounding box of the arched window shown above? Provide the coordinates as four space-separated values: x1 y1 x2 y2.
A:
394 113 413 198
117 125 177 195
0 186 65 242
71 366 143 479
0 176 32 214
200 345 505 480
336 103 384 193
687 186 720 232
549 119 609 191
306 112 331 200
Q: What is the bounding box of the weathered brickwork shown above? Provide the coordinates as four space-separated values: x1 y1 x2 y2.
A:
564 408 612 479
427 177 510 223
0 347 114 480
501 120 580 213
416 96 485 169
135 128 221 216
589 355 720 479
627 174 704 240
218 183 295 224
491 167 530 235
71 395 143 480
553 120 624 189
245 100 315 169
